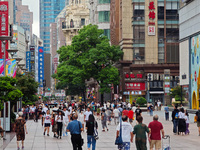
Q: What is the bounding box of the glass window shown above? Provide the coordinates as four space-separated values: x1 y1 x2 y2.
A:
98 0 110 4
103 29 110 40
134 47 145 60
133 26 145 43
98 11 110 23
158 7 164 20
133 10 144 21
81 18 85 26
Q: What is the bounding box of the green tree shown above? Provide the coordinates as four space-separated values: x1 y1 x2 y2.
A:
0 76 23 110
136 97 147 106
16 72 39 104
169 86 186 101
53 24 123 105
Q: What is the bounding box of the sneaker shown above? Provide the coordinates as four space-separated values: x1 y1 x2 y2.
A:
22 146 24 150
47 134 49 136
43 132 45 135
17 147 20 150
60 136 62 139
102 129 105 132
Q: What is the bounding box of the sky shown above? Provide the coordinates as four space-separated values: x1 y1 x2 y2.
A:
22 0 39 37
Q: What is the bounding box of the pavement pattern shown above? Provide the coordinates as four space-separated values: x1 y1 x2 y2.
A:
2 110 200 150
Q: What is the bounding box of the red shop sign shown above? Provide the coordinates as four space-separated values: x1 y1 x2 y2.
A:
125 82 145 91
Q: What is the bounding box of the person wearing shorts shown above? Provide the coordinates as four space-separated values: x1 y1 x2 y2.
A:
43 110 51 136
148 115 165 150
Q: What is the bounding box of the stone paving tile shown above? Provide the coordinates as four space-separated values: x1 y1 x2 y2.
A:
4 110 200 150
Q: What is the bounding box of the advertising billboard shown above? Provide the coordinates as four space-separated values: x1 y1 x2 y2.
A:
38 47 44 87
0 59 17 77
0 1 9 59
26 51 31 72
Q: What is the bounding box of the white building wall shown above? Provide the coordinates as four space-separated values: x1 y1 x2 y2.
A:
179 0 200 40
180 40 189 85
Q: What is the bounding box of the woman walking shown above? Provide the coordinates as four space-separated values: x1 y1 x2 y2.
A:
43 110 51 136
185 110 190 135
86 114 98 150
55 111 63 139
178 108 186 135
14 112 28 150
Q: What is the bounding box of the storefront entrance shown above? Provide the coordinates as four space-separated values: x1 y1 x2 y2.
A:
150 94 164 105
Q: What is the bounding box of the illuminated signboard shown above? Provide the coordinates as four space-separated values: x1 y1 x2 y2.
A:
148 1 156 36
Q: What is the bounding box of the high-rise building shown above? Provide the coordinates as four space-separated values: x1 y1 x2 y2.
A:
39 0 66 53
110 0 179 105
89 0 111 40
15 0 33 35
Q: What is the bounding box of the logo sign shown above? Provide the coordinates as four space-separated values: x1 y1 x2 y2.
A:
0 1 9 59
125 82 146 91
148 26 155 36
38 47 44 87
26 51 31 72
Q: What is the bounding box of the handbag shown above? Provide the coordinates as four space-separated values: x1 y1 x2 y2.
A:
78 121 84 146
115 116 123 145
93 121 99 140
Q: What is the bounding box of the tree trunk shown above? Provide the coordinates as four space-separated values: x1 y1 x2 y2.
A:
101 93 104 106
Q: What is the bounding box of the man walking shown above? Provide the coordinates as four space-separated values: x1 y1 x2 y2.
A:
84 107 92 122
116 116 133 150
164 104 169 121
148 115 165 150
113 107 120 125
67 114 83 150
172 105 179 135
133 116 149 150
135 105 142 121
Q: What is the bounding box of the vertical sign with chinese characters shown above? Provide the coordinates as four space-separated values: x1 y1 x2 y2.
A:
0 1 9 59
38 47 44 87
148 1 156 36
26 51 31 72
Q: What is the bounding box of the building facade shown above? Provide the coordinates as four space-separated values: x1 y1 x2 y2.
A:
39 0 66 53
110 0 180 105
15 0 33 35
89 0 111 40
179 0 199 109
62 0 90 45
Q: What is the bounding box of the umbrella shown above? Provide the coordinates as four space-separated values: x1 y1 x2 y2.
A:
52 109 65 116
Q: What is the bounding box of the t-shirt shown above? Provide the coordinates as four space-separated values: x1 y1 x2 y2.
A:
84 111 92 121
102 112 107 122
135 108 142 116
128 110 134 119
78 113 84 123
63 110 70 122
44 114 51 124
178 112 185 119
122 110 129 117
67 120 82 134
86 121 98 135
164 106 169 113
148 121 163 140
116 122 133 142
133 123 149 141
113 109 120 117
42 107 48 114
107 110 112 116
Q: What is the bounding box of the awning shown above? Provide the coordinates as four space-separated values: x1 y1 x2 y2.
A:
149 91 164 94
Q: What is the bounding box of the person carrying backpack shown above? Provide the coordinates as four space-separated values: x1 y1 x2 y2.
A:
172 105 179 135
195 107 200 136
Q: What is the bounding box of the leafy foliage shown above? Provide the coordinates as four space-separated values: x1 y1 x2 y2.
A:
136 97 147 106
53 25 123 102
0 76 23 110
169 86 186 101
16 72 39 105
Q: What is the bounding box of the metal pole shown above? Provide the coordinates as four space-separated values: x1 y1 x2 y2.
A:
3 41 6 139
181 85 182 105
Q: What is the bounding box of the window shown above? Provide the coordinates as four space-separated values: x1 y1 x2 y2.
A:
134 47 145 60
81 18 85 26
133 10 144 21
133 26 145 43
98 11 110 23
98 0 110 4
103 29 110 40
158 7 164 20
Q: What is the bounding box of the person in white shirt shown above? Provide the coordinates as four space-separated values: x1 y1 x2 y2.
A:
113 107 120 125
78 111 85 131
62 107 70 136
68 105 72 114
43 110 51 136
116 116 133 150
42 105 49 126
55 111 63 139
84 107 92 122
184 111 190 135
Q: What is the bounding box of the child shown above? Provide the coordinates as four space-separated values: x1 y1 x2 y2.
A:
43 110 51 136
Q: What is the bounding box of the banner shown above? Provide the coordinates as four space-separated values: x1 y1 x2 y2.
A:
0 59 17 77
26 51 31 71
38 47 44 87
0 1 9 59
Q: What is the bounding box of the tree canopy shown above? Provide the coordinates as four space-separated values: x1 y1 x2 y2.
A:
53 24 123 102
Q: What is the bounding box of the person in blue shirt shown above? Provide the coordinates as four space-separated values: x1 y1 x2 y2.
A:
67 114 83 150
164 104 169 121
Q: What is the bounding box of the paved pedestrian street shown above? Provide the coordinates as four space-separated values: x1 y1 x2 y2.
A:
3 110 200 150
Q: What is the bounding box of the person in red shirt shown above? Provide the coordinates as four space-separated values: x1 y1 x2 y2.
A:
148 115 165 150
128 108 134 125
122 108 129 117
